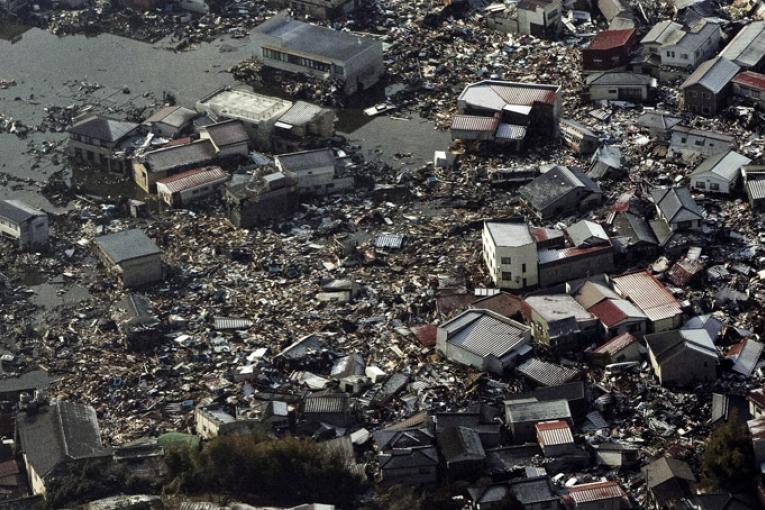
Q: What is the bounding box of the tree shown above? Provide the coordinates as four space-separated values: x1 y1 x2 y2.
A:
701 412 756 491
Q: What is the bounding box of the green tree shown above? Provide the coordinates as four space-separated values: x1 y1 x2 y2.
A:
701 412 756 491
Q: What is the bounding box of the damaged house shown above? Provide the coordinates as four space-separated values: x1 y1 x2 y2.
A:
610 271 683 332
523 294 599 351
143 105 197 138
156 166 230 207
0 199 49 250
195 86 336 152
582 28 638 73
67 114 141 173
731 70 765 108
560 118 599 154
639 19 721 73
94 229 164 288
668 125 735 159
650 187 704 241
251 14 384 95
689 150 752 194
680 56 741 115
274 148 354 196
225 170 300 228
585 72 657 102
451 80 562 148
111 293 163 350
519 165 602 219
271 0 360 19
646 329 719 386
484 0 563 38
719 21 765 72
16 401 112 497
436 309 532 375
133 139 218 193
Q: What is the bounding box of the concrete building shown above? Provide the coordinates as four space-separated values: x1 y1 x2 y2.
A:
719 21 765 71
483 221 540 290
524 294 599 350
16 401 112 497
133 139 218 193
560 119 599 154
453 80 562 144
731 70 765 107
586 72 657 102
689 150 751 194
143 106 197 138
194 406 260 439
225 171 300 227
0 200 49 250
252 14 384 95
611 272 683 333
94 229 163 288
582 29 637 72
156 166 229 207
640 19 720 71
198 119 251 158
67 114 141 173
436 309 532 375
485 0 562 38
275 148 353 196
519 166 602 219
680 56 740 115
196 87 336 151
272 0 359 19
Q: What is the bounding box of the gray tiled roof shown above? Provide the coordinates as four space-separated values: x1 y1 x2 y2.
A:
690 150 751 182
720 21 765 69
0 200 45 224
441 309 529 359
69 115 139 142
143 140 217 173
16 401 110 478
276 148 335 173
651 187 703 224
505 399 572 423
681 56 740 93
94 229 161 264
520 166 601 212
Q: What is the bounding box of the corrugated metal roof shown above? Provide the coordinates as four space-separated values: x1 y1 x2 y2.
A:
496 123 527 140
691 150 751 181
516 358 580 387
594 332 637 355
459 80 559 114
451 113 499 132
213 317 254 330
588 28 635 50
156 166 228 194
505 399 572 423
303 394 350 414
611 271 682 322
375 234 404 250
0 199 45 224
588 299 645 327
535 420 574 446
720 21 765 68
568 481 626 503
733 70 765 91
442 309 529 359
746 174 765 200
681 56 740 93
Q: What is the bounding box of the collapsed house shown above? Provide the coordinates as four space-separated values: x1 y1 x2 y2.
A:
225 170 300 228
0 200 49 251
93 229 164 288
451 80 562 149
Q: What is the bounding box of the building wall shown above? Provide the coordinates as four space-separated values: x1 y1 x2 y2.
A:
157 179 227 207
68 138 128 173
573 497 624 510
589 83 649 101
195 409 222 439
649 314 682 333
683 83 724 115
690 172 733 194
380 464 437 485
538 249 614 288
669 130 732 157
482 225 539 290
436 331 486 371
518 0 561 37
104 255 164 288
227 186 300 228
582 42 633 72
26 458 46 497
653 349 716 386
603 318 646 340
732 83 765 108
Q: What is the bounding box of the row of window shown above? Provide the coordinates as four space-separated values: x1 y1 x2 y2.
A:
695 181 720 190
499 257 527 272
262 47 332 73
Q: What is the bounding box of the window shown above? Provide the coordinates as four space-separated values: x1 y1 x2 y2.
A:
681 137 687 143
696 181 705 189
501 257 512 265
522 263 527 273
710 183 719 191
694 140 704 146
681 53 688 59
502 271 512 281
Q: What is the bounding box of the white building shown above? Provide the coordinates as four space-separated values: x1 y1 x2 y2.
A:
640 19 720 70
274 148 353 196
0 200 49 250
485 0 562 38
690 150 752 194
155 166 230 207
482 221 539 290
669 125 734 158
252 14 384 95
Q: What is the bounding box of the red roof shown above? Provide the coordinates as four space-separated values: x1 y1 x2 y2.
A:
411 324 437 347
593 332 637 355
588 299 627 327
568 481 627 503
156 166 228 193
733 71 765 92
451 113 499 132
588 29 636 50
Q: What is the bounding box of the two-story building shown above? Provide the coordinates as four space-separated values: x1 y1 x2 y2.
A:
0 200 49 250
640 19 720 72
252 14 384 95
67 114 141 173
